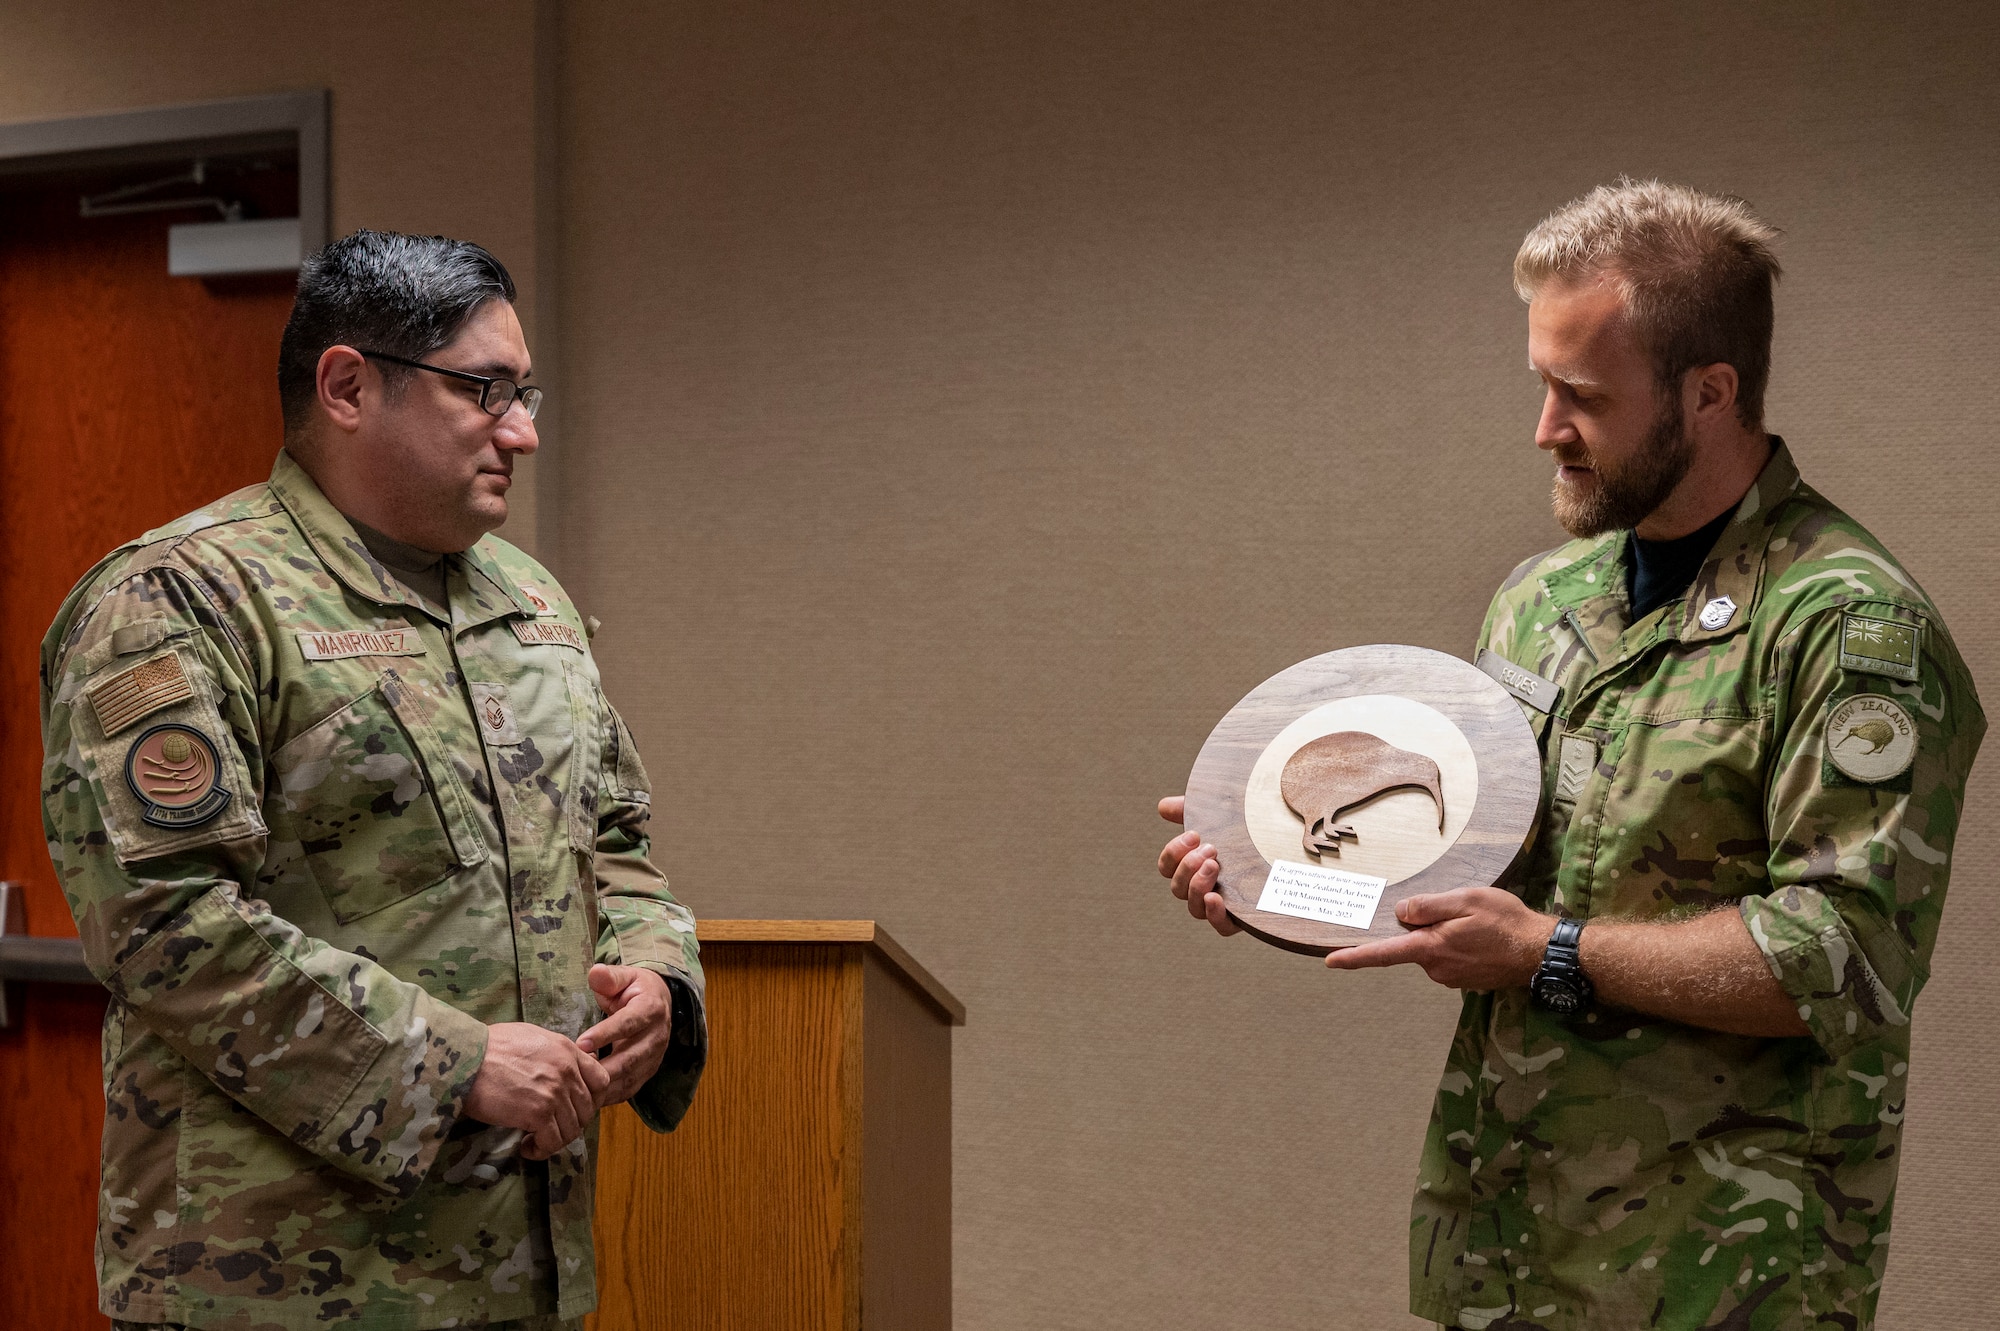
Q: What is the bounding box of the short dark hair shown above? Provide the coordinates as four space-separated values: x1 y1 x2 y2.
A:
277 230 517 436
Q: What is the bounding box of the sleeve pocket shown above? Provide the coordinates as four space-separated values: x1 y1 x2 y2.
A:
69 644 266 866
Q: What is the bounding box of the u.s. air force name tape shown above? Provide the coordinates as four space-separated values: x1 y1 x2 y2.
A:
511 620 585 650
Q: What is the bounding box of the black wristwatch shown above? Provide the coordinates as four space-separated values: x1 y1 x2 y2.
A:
1530 917 1594 1017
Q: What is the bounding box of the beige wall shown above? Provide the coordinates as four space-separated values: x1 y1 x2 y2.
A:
6 2 1998 1327
556 3 1998 1328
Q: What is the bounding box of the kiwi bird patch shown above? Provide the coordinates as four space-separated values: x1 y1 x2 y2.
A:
1825 695 1917 784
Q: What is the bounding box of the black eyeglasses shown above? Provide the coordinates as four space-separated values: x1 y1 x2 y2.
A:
359 350 544 420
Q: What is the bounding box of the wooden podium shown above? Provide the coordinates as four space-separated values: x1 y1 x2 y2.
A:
590 921 964 1331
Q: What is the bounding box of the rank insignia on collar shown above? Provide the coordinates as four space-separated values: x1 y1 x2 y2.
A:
126 725 231 828
1698 596 1738 631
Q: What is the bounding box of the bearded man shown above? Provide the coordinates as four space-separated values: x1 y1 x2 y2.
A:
1157 181 1983 1330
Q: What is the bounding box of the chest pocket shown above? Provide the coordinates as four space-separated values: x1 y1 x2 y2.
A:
1585 708 1772 917
272 668 487 924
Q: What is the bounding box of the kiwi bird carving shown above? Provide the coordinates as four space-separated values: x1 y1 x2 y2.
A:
1836 719 1898 756
1280 732 1445 858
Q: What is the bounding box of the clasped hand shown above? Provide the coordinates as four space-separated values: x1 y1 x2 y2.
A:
1157 796 1553 990
463 963 674 1161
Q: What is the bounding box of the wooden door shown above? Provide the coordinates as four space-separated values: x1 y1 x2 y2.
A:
0 181 294 1329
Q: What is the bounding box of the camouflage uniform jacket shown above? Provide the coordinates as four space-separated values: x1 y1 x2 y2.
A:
39 451 707 1330
1409 441 1984 1331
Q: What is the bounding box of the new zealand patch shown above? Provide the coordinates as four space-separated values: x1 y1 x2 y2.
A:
125 724 232 828
1824 694 1917 787
1839 613 1920 681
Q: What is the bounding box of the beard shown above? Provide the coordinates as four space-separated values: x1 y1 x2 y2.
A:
1549 390 1695 538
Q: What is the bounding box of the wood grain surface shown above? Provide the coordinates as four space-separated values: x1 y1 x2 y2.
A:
0 181 293 1330
695 919 965 1025
860 950 952 1331
1244 694 1480 885
590 934 954 1330
1183 645 1541 955
593 943 860 1331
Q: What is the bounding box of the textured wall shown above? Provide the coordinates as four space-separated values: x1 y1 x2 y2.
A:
2 2 1995 1327
554 3 1998 1328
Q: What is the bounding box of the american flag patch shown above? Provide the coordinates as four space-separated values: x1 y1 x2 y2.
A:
88 652 194 736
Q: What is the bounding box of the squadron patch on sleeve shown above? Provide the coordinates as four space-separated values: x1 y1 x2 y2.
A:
88 652 194 737
1839 613 1920 681
125 724 232 828
1824 694 1917 785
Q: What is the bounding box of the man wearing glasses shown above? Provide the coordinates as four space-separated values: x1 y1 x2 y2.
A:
40 230 704 1331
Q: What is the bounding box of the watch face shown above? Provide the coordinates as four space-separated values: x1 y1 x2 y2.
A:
1534 975 1584 1015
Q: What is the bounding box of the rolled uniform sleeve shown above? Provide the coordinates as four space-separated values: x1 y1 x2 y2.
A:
1742 605 1985 1060
593 699 708 1130
42 570 488 1196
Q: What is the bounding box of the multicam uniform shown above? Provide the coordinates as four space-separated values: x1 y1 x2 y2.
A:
1410 442 1984 1331
39 451 706 1330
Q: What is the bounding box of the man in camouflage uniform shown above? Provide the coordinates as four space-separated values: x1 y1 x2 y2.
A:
40 231 706 1330
1158 181 1982 1329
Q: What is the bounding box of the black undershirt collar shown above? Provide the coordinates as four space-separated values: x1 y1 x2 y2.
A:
1625 506 1734 622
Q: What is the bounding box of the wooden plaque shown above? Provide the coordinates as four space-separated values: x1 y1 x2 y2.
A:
1183 645 1541 955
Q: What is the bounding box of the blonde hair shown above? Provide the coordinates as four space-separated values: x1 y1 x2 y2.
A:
1515 179 1782 427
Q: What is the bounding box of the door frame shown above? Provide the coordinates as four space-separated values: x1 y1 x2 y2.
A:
0 89 329 251
0 88 329 1008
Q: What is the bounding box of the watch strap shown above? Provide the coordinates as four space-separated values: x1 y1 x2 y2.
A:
1532 916 1593 1016
1548 916 1584 958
